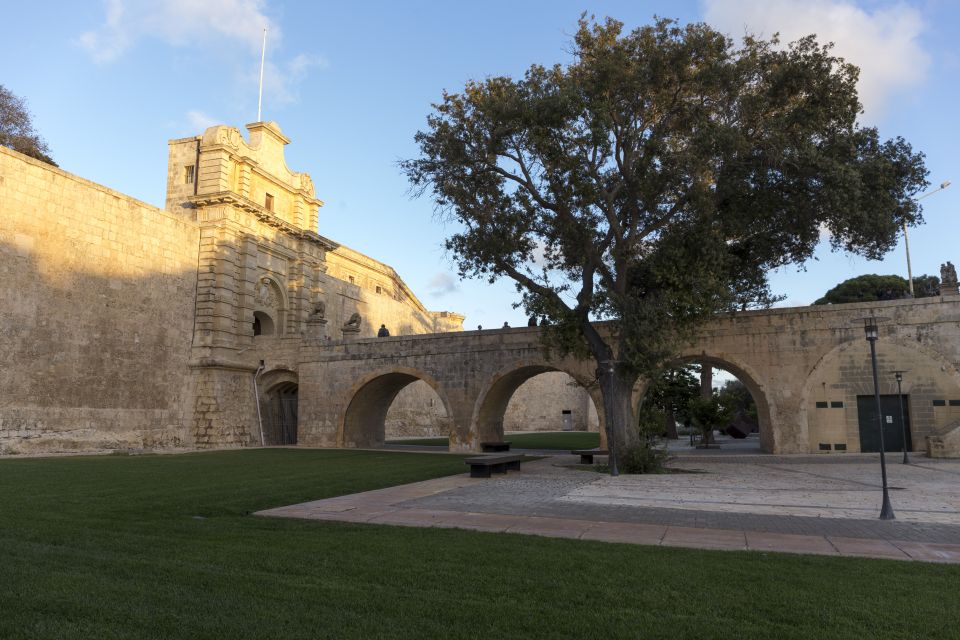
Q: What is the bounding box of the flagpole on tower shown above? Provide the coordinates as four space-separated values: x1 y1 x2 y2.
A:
257 27 267 122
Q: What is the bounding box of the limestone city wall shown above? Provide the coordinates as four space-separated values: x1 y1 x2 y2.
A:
0 146 199 453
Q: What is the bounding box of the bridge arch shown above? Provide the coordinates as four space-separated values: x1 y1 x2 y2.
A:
637 352 776 453
339 366 454 449
471 360 603 446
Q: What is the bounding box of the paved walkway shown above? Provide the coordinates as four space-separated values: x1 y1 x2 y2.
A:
256 453 960 564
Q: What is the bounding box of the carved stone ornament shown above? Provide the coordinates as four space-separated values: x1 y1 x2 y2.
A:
256 277 278 308
216 127 241 149
309 299 326 320
300 173 314 195
344 312 362 329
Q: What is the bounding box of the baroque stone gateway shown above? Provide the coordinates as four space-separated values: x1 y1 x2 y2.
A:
1 122 959 457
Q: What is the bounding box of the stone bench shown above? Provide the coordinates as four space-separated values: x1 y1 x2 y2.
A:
464 454 524 478
571 449 609 464
480 441 512 452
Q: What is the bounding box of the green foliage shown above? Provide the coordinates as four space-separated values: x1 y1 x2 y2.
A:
404 16 928 373
0 84 56 165
814 273 940 304
618 441 671 474
717 379 758 427
687 392 734 437
402 15 927 461
638 366 701 435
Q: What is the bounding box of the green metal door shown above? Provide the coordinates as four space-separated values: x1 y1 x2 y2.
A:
856 395 912 453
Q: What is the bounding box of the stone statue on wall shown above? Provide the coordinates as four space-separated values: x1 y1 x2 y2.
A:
345 312 362 329
941 261 959 296
310 299 326 319
941 262 957 286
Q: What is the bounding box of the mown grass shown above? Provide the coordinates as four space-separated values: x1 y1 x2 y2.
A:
1 448 957 639
387 430 602 450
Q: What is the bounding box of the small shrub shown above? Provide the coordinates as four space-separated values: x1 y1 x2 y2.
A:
618 442 671 474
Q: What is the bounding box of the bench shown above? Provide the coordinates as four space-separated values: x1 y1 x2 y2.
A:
464 454 524 478
571 449 609 464
480 441 512 452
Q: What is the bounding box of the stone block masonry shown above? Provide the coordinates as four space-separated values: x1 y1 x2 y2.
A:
0 146 200 453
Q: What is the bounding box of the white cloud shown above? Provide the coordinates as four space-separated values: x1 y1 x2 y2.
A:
77 1 325 108
78 0 276 62
427 272 459 296
186 110 219 131
77 0 130 63
702 0 929 118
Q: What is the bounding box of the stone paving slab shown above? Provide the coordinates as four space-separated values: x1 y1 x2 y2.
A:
256 454 960 563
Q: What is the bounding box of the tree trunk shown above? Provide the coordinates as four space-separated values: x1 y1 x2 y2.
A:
598 369 641 472
664 407 678 439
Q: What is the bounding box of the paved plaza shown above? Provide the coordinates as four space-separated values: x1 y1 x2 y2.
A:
257 451 960 563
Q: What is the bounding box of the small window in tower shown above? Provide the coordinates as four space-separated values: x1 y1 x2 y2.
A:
265 193 274 211
348 276 355 284
376 286 382 294
184 165 195 184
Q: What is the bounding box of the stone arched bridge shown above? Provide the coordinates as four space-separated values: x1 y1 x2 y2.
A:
294 297 960 456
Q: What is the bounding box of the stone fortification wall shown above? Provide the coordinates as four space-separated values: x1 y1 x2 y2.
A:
325 245 463 337
503 372 600 432
0 147 199 453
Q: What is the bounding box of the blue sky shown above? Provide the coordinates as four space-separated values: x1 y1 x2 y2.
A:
3 0 958 330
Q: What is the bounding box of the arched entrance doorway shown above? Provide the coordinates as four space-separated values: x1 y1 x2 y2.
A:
264 382 298 445
258 369 299 446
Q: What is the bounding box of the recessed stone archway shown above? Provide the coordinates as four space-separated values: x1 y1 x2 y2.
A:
258 369 299 445
801 338 960 453
339 367 454 449
471 361 603 446
635 353 775 453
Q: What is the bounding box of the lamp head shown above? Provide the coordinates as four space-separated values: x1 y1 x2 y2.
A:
895 371 903 382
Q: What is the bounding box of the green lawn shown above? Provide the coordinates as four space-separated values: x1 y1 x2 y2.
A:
1 449 957 639
387 430 601 450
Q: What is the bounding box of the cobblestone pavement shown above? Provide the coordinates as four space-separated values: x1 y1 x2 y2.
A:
257 454 960 563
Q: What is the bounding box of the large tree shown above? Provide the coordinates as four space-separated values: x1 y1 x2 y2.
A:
403 17 927 469
814 273 939 304
0 85 56 166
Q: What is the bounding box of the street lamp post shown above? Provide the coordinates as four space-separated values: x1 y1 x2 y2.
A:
905 180 952 297
893 371 910 464
855 315 895 520
598 360 619 477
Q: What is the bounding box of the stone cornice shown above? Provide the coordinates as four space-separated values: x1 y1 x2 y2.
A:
189 191 338 251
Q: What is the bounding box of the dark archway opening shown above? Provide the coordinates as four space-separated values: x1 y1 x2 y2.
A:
253 311 275 336
264 382 298 445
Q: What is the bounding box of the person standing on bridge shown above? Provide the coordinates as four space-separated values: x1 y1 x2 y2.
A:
377 324 390 337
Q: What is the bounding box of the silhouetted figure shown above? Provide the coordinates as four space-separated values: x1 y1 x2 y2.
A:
527 316 538 327
477 325 482 331
502 321 510 329
377 324 390 337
